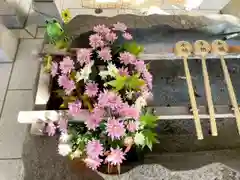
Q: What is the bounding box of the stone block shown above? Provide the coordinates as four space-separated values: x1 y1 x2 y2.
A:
0 64 12 115
0 24 18 62
0 90 33 158
0 160 24 180
9 39 43 90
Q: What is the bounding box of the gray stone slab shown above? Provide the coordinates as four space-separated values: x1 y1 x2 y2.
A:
0 63 12 114
22 131 240 180
9 39 43 90
0 90 33 158
0 159 24 180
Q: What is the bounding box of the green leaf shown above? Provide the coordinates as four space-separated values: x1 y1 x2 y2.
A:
126 74 145 90
143 130 158 151
140 112 158 128
106 75 127 91
123 41 144 56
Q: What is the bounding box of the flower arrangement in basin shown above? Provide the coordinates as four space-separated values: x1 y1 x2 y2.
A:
44 22 158 174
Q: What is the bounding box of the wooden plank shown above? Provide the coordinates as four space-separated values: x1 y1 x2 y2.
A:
40 44 240 60
34 64 50 110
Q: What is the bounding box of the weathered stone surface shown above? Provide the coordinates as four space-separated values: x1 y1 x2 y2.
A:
0 24 18 62
0 159 24 180
0 90 33 158
0 63 12 115
9 39 43 90
65 14 240 37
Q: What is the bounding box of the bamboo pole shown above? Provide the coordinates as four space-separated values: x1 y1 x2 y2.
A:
194 40 217 136
175 41 203 140
212 40 240 134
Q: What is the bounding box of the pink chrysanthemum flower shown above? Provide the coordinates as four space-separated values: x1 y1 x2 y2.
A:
86 140 104 158
92 106 105 118
118 67 129 76
45 121 56 136
122 32 132 40
113 22 127 32
85 114 102 130
85 82 99 97
119 52 136 65
106 118 125 140
58 118 68 133
98 90 123 110
134 60 145 73
106 147 126 165
84 156 103 170
58 75 75 95
98 47 112 61
119 104 140 119
142 70 153 90
127 120 139 132
89 34 104 49
77 48 92 66
59 56 74 74
51 62 58 77
68 101 82 116
105 32 118 43
93 24 110 35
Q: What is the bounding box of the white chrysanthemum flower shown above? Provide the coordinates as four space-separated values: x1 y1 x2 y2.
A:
72 149 82 158
135 96 147 111
59 133 71 143
107 62 118 77
58 143 72 156
99 70 109 80
134 132 145 146
75 61 94 82
126 90 134 100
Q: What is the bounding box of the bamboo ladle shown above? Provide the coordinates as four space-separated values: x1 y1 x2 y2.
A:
175 41 203 140
194 40 218 136
212 40 240 135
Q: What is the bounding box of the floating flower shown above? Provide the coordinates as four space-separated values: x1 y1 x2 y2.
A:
98 47 112 61
118 67 129 76
98 90 123 110
93 24 110 35
119 104 140 119
58 143 72 156
58 75 75 95
86 140 104 158
51 62 58 77
106 147 125 165
106 118 125 140
77 48 92 66
68 101 82 116
85 114 102 130
84 157 102 170
59 132 71 143
122 32 133 40
127 120 139 132
72 149 82 158
142 70 153 90
113 22 127 32
135 96 147 111
61 9 71 24
134 60 145 73
75 61 94 82
45 121 56 136
134 132 145 146
89 34 104 49
59 56 74 74
119 52 136 65
105 32 118 43
107 62 119 77
85 82 99 97
58 118 68 133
